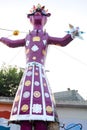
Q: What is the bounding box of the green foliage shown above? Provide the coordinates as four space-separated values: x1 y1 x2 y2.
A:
0 65 23 97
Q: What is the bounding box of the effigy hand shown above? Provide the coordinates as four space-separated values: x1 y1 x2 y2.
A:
66 24 84 39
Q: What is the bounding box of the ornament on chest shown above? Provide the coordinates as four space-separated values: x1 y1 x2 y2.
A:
26 37 47 46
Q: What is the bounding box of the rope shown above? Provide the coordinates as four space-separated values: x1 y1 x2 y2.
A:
0 27 28 34
7 48 24 65
52 45 87 67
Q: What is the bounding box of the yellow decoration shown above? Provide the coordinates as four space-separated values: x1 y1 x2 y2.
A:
33 36 40 42
25 80 31 86
28 66 32 70
34 91 41 98
25 49 30 54
46 106 53 113
13 30 19 36
15 95 20 102
32 56 36 60
43 83 46 87
37 3 41 9
34 72 38 76
21 104 29 112
42 50 46 56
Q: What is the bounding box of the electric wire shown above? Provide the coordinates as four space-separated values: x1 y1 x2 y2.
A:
7 48 24 65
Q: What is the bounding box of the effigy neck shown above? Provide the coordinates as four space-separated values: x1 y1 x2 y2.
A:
33 25 43 30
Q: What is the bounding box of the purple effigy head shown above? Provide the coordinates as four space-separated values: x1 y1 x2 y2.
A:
27 4 51 28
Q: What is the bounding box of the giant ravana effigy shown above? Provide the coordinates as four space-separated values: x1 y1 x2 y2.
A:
0 4 82 130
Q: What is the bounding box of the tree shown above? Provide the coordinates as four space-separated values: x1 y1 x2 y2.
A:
0 64 23 97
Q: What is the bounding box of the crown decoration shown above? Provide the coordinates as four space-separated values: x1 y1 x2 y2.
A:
27 4 51 17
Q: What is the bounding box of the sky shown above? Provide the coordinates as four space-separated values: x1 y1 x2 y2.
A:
0 0 87 99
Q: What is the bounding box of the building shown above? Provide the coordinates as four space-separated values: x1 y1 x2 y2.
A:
0 97 13 119
0 89 87 129
0 97 19 130
54 89 87 129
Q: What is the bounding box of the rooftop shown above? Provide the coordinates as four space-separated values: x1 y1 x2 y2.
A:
54 89 85 101
54 89 87 108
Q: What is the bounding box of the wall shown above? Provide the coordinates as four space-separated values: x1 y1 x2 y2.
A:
0 103 12 119
56 107 87 129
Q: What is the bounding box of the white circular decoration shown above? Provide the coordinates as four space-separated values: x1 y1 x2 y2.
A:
34 81 40 86
26 71 32 76
41 59 44 63
45 93 49 98
13 107 17 113
23 91 30 98
36 67 39 70
31 45 39 52
32 104 42 113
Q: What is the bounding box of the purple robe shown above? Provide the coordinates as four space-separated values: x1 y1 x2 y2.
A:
0 30 73 122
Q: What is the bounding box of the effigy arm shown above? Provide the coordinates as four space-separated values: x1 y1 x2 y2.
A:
47 34 73 47
0 37 25 48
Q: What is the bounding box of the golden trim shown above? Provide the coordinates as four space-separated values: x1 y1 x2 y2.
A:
33 36 40 42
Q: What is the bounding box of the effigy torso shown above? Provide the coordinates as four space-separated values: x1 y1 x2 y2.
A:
10 30 56 122
25 30 48 65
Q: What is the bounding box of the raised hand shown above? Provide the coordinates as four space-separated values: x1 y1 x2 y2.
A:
66 24 84 39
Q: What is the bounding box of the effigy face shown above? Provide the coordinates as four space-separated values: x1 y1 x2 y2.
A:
29 12 47 28
27 4 51 29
